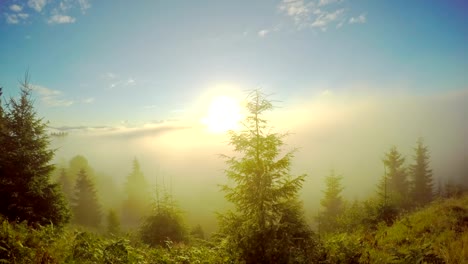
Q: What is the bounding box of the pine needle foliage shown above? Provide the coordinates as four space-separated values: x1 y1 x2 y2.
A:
219 90 314 263
122 158 150 229
72 169 102 228
140 182 187 247
382 146 409 208
0 75 70 227
318 170 344 233
410 138 434 206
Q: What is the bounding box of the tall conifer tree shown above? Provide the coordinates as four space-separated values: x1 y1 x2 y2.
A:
73 169 101 228
383 146 409 206
318 170 344 233
219 90 313 263
0 76 70 226
410 138 433 205
122 158 150 228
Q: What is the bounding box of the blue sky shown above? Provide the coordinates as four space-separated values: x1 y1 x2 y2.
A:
0 0 467 128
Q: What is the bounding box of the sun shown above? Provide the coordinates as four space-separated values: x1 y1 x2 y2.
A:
201 95 242 133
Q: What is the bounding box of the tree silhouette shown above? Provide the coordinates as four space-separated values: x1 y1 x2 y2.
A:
0 76 70 226
318 170 344 233
140 183 187 247
383 146 409 207
122 158 150 228
72 169 102 228
218 90 313 263
410 138 434 206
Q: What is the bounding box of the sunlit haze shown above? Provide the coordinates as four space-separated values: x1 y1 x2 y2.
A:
1 0 467 236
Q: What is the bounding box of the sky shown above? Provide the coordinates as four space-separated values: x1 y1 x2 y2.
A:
1 0 467 229
1 0 467 127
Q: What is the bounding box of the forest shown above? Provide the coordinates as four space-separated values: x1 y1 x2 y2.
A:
0 77 467 264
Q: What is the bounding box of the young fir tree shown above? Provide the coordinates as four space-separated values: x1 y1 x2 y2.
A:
383 146 409 206
410 138 434 206
140 183 187 247
0 77 70 226
72 168 102 228
375 163 398 225
318 170 344 233
218 90 314 264
122 158 150 228
106 209 121 236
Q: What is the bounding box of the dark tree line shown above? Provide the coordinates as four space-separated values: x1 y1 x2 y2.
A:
317 138 437 235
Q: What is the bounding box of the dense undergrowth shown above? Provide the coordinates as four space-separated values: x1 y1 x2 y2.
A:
1 195 467 263
321 195 468 263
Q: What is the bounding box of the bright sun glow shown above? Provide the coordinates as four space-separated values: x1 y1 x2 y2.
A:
202 95 242 133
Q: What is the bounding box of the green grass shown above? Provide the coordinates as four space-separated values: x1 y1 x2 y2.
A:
1 195 467 263
0 218 231 264
322 195 468 263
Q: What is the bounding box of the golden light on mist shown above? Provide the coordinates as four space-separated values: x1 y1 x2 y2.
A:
201 95 243 133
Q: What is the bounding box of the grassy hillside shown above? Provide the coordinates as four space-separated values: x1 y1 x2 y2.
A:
322 195 468 263
1 195 467 263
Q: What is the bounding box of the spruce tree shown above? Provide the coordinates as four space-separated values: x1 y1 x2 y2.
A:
122 158 150 228
72 169 102 228
140 183 187 247
318 170 344 233
218 90 313 263
375 164 398 225
410 138 433 206
383 146 409 206
0 77 70 226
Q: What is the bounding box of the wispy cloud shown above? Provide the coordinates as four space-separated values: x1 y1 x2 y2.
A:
48 14 76 24
77 0 91 14
278 0 312 29
336 20 344 29
258 25 280 38
10 4 23 12
5 14 19 24
103 72 117 80
50 122 189 140
278 0 366 32
104 73 137 89
28 0 47 12
318 0 340 6
126 78 135 86
311 8 344 30
5 13 29 24
258 29 270 37
32 85 74 107
4 0 92 26
349 14 366 24
82 97 95 104
17 13 29 19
